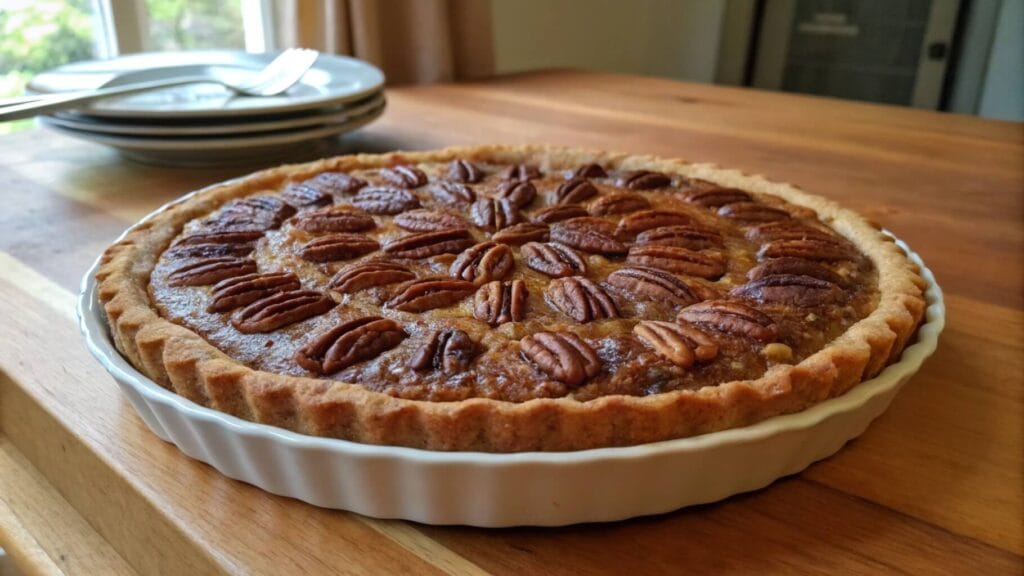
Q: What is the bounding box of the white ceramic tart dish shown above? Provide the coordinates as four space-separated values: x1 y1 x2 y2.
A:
82 145 941 524
79 244 941 526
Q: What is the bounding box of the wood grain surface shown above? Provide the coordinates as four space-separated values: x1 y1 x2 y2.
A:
0 70 1021 575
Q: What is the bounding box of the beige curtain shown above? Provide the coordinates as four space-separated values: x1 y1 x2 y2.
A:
273 0 494 84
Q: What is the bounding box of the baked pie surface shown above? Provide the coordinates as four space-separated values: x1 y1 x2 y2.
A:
97 145 926 452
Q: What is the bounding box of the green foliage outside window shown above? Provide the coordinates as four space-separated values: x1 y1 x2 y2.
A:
147 0 244 51
0 0 93 133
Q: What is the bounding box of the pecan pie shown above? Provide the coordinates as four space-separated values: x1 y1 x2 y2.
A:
96 145 927 452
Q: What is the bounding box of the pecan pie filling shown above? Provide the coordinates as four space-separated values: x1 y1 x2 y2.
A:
149 160 879 403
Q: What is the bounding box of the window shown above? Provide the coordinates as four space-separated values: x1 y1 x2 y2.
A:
0 0 273 133
0 0 97 133
144 0 245 51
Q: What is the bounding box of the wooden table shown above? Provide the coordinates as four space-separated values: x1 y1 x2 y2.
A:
0 70 1021 575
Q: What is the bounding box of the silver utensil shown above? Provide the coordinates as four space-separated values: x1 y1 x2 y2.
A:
0 48 320 122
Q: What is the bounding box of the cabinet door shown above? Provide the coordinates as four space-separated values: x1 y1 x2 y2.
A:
753 0 960 108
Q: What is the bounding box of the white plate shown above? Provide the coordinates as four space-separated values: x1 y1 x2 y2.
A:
42 101 384 166
78 204 944 526
46 92 384 137
28 50 385 119
40 103 382 150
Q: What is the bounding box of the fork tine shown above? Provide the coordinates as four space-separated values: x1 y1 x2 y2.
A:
237 48 301 91
246 49 319 96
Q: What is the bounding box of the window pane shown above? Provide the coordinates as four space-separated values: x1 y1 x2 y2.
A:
0 0 98 133
144 0 245 51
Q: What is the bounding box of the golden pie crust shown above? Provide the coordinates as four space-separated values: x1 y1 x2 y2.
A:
96 145 926 452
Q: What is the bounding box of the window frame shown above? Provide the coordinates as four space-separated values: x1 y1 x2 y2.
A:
92 0 273 56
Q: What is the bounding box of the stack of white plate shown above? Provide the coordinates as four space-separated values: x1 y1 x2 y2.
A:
28 50 385 166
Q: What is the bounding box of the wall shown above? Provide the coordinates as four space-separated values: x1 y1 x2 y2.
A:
978 0 1023 120
948 0 1023 121
489 0 727 83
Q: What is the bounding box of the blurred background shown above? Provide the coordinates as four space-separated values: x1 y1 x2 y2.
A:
2 0 1021 136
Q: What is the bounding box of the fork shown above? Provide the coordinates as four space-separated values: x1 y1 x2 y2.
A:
0 48 320 122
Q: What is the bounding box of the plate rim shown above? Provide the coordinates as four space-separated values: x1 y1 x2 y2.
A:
42 102 385 152
44 93 385 137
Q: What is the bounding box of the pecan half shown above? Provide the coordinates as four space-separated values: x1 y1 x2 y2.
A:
747 257 843 285
174 230 264 247
199 217 270 235
718 202 791 224
409 329 478 373
307 172 367 195
167 257 257 287
683 178 722 190
520 332 601 387
557 216 616 233
207 272 300 312
351 187 421 215
554 178 598 204
474 279 529 326
499 163 541 181
530 204 588 224
634 321 718 367
550 217 627 255
380 165 427 188
635 225 724 250
470 198 523 230
394 209 467 232
328 260 416 293
606 266 700 306
545 276 619 323
300 233 379 262
165 242 255 259
226 196 295 219
626 245 725 278
385 277 476 312
678 300 778 342
589 192 651 216
682 187 751 208
731 274 841 307
449 241 514 284
383 228 475 259
616 209 696 237
232 290 336 333
757 238 855 262
296 316 406 374
428 181 476 205
744 219 841 243
569 163 608 179
281 183 332 209
492 222 549 245
495 179 537 208
213 196 295 230
617 170 671 190
521 241 587 277
447 159 484 183
290 206 376 233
